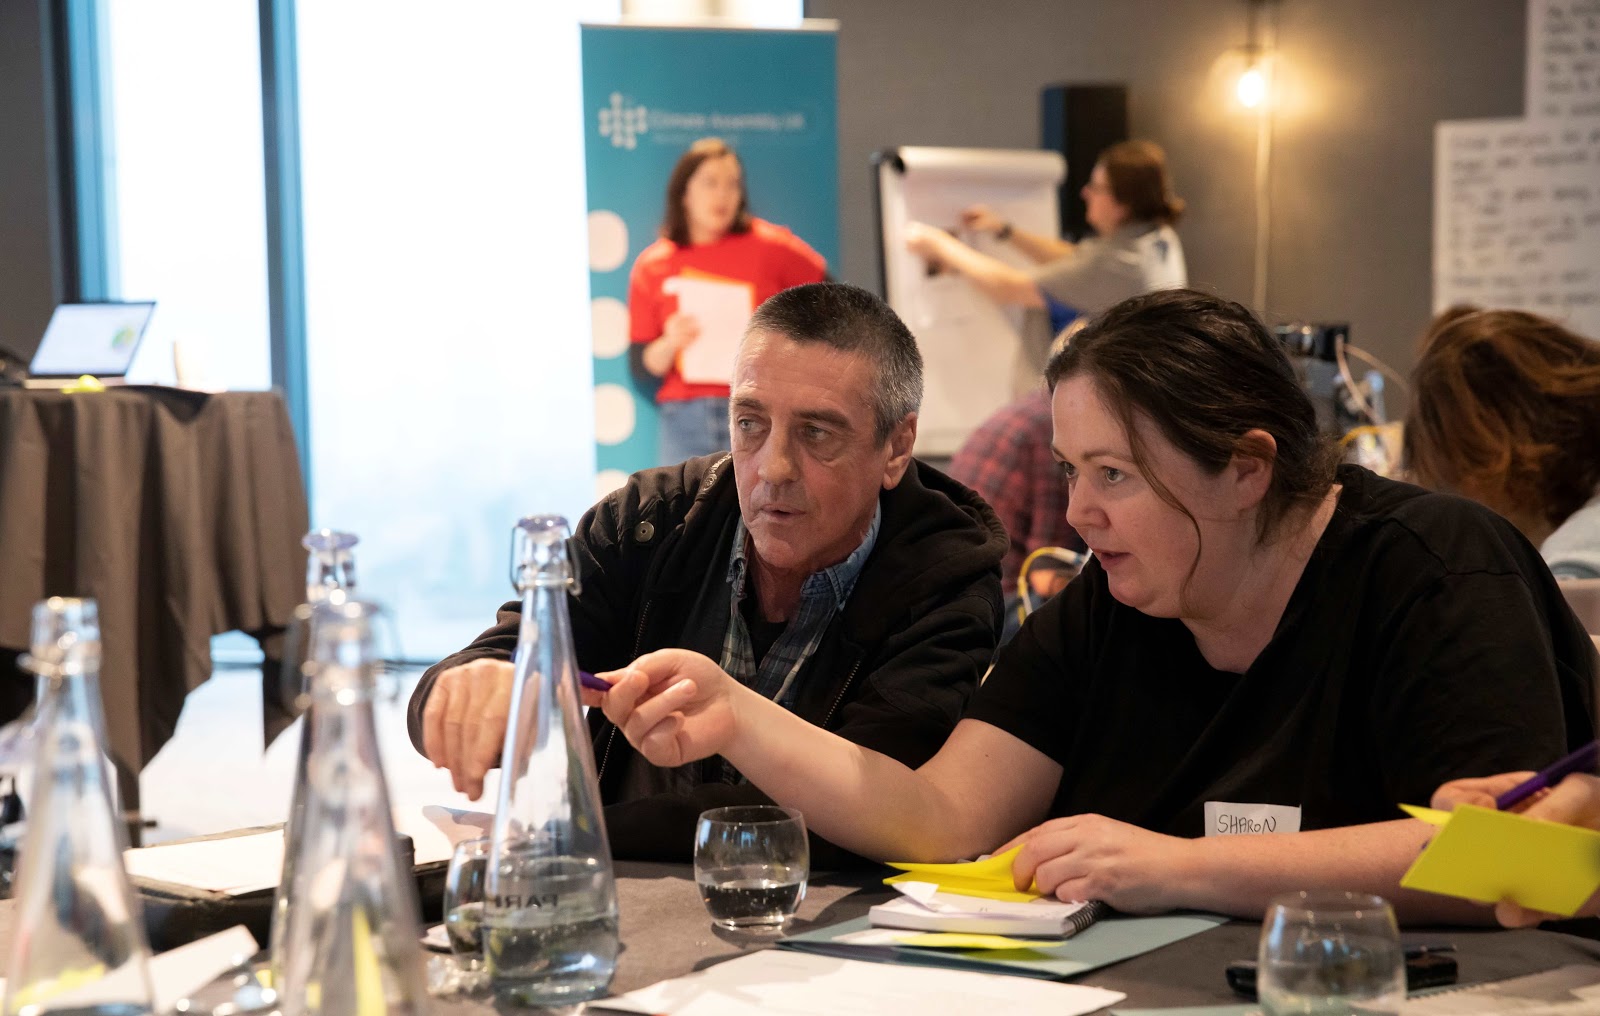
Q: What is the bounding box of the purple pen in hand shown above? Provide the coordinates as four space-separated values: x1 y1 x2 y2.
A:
1495 740 1600 810
579 670 612 694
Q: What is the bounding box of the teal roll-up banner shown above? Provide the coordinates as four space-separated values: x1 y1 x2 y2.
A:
580 22 839 497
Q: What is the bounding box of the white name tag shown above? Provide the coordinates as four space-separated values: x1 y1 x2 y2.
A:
1204 801 1302 836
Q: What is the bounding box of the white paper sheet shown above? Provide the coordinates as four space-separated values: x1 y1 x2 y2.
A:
873 882 1091 935
1433 116 1600 340
407 804 493 866
1528 0 1600 120
876 147 1065 455
888 880 1084 916
664 273 754 385
122 830 283 895
1402 964 1600 1015
122 807 474 895
150 925 261 1012
0 925 260 1012
597 949 1124 1016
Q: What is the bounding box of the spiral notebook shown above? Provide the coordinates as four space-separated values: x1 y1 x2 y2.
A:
864 846 1110 938
780 911 1229 981
869 887 1109 937
1399 965 1600 1014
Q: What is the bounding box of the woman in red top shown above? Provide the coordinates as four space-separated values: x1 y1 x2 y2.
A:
630 137 828 464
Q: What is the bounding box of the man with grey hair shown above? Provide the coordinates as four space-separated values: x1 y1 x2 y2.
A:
409 282 1007 866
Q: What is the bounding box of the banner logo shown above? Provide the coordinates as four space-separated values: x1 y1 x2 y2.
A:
599 92 648 150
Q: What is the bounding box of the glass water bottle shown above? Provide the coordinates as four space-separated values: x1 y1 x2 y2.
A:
278 528 359 710
271 529 359 986
485 515 619 1007
4 598 156 1016
275 599 429 1016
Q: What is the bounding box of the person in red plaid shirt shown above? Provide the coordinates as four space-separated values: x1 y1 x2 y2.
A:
950 389 1086 608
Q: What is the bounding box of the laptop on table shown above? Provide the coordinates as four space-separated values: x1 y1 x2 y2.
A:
21 301 157 389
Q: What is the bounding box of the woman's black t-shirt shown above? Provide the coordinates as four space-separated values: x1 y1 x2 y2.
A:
965 466 1597 837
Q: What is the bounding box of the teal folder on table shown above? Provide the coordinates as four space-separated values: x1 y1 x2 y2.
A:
779 912 1230 980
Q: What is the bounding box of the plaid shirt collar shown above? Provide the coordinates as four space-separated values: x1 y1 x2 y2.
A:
720 504 881 708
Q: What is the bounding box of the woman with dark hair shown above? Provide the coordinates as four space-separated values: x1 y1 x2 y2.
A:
1405 306 1600 579
629 137 827 464
589 289 1595 921
1403 312 1600 932
905 140 1187 329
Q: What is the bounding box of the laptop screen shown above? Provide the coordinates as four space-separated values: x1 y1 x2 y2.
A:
29 302 157 379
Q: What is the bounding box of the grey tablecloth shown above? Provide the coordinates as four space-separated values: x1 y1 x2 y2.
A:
423 864 1600 1012
0 387 308 774
6 857 1598 1012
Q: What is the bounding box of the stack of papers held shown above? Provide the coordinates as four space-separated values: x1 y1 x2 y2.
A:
1399 803 1600 915
872 846 1106 939
883 846 1038 902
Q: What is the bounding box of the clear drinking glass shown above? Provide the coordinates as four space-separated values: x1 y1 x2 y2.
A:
694 805 809 930
444 837 491 972
1258 891 1406 1016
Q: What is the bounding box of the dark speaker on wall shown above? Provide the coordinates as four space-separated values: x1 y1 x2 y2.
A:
1041 84 1129 241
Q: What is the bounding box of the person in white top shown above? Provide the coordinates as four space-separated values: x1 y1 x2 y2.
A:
1405 306 1600 580
904 140 1187 324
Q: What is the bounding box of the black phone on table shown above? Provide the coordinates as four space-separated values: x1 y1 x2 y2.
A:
1226 952 1458 999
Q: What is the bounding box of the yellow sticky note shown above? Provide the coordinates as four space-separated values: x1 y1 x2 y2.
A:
62 375 106 393
895 932 1061 951
1400 803 1600 915
887 847 1020 880
1400 804 1450 826
883 847 1040 903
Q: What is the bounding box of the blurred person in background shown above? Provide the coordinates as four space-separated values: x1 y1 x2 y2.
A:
631 138 827 464
906 140 1186 337
1406 306 1600 580
950 388 1085 641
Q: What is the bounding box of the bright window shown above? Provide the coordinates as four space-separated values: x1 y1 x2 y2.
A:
296 2 616 659
104 0 272 392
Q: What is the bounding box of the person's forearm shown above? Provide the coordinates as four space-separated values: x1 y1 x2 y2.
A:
1007 227 1076 265
722 687 986 862
932 235 1045 309
1178 820 1496 925
640 335 680 377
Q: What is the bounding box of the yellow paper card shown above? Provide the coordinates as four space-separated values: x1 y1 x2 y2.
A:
1400 804 1450 826
883 846 1040 903
895 932 1061 951
1400 803 1600 915
887 847 1020 880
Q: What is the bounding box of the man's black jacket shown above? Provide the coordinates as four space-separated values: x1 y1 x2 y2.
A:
408 453 1008 867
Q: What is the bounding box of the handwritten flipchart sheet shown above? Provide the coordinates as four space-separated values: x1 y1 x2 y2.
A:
1433 116 1600 339
1529 0 1600 119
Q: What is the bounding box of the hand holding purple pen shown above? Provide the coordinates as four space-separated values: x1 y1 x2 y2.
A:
1495 740 1600 811
579 670 612 694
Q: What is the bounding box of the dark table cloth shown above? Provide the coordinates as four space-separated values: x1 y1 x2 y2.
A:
424 863 1600 1012
9 854 1598 1011
0 387 308 786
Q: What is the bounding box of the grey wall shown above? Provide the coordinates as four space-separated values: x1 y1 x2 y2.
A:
1 1 1529 379
807 0 1526 383
0 0 61 360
